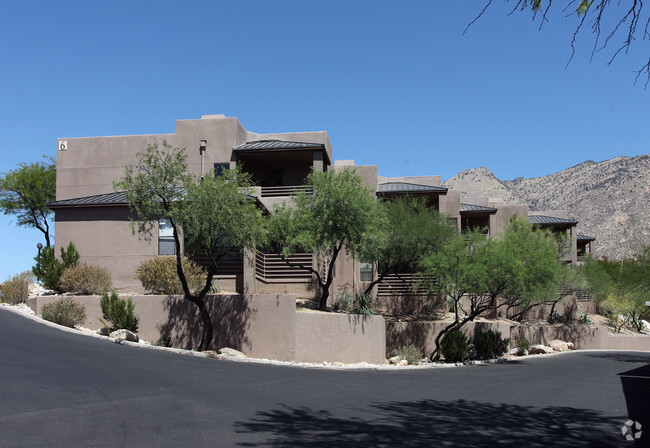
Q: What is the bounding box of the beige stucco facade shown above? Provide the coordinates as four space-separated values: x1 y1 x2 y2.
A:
51 114 587 302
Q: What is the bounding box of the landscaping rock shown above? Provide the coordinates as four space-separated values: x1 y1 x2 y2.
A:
388 356 401 365
218 347 247 358
528 344 553 355
110 329 139 343
509 347 528 356
398 359 409 367
97 327 110 336
549 340 570 352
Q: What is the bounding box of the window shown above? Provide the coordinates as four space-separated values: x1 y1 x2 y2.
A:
214 163 229 177
158 219 175 255
360 261 373 282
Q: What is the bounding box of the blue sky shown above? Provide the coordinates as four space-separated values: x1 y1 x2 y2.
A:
1 1 648 281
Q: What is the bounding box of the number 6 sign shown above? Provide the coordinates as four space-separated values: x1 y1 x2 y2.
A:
59 140 67 151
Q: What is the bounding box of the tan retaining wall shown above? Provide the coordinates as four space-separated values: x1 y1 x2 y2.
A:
27 294 296 361
386 320 512 358
295 312 386 365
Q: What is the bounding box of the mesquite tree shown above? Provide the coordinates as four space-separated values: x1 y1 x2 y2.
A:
115 141 265 351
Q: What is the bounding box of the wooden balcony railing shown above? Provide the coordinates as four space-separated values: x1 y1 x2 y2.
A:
255 251 313 280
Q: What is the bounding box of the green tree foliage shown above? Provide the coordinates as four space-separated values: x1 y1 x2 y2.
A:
582 247 650 332
420 218 565 360
267 168 385 310
0 157 56 247
360 196 457 298
32 242 80 292
115 141 265 351
99 291 139 333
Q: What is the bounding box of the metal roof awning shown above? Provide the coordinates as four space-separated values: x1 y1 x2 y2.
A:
460 203 497 214
377 182 448 195
528 215 578 226
48 190 266 211
233 140 330 165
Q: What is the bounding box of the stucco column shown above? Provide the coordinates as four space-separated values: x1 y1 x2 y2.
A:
242 247 257 294
312 151 324 172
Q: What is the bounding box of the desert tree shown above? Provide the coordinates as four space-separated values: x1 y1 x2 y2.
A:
420 218 565 360
115 141 265 351
267 168 386 311
359 196 457 298
0 157 56 247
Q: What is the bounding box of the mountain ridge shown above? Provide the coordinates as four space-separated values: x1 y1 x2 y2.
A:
443 154 650 259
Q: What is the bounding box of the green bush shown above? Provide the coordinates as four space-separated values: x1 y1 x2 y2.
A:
99 291 139 333
332 290 354 312
58 262 112 295
440 330 469 362
353 294 375 315
32 242 80 292
135 256 205 295
0 271 34 304
516 338 531 354
41 297 86 328
394 345 423 365
473 328 510 360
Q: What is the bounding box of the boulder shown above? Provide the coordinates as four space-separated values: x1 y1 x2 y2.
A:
509 347 528 356
549 340 570 352
218 347 247 358
388 356 401 365
528 344 553 355
398 359 409 366
97 327 111 336
110 329 139 343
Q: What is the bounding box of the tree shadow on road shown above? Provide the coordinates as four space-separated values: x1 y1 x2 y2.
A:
235 398 626 447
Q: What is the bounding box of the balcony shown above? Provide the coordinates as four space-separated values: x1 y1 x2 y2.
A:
255 251 313 281
260 185 313 198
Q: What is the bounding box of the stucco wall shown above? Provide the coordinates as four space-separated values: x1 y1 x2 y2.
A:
54 206 155 292
27 293 297 361
386 320 514 358
295 312 386 364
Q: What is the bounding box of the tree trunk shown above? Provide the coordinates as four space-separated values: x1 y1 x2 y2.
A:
194 297 213 351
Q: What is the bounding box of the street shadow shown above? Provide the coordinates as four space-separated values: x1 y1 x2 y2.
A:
583 352 650 364
234 399 626 447
159 294 254 351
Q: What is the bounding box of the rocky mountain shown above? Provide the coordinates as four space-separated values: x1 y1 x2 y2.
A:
443 155 650 259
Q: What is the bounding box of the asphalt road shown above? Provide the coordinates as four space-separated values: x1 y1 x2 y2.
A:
1 308 648 447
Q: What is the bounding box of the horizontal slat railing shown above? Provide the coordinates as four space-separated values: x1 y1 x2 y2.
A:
192 248 244 276
255 251 313 280
376 273 437 297
260 185 313 197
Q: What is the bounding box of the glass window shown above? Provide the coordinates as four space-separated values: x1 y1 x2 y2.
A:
158 219 175 255
360 261 373 282
214 163 229 177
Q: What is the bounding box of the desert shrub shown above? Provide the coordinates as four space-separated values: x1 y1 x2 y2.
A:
135 256 205 295
0 271 34 304
41 297 86 328
516 338 530 354
440 330 469 362
394 345 423 365
32 242 80 292
473 328 510 360
99 291 139 332
353 294 375 315
576 305 593 325
332 290 354 312
58 262 112 295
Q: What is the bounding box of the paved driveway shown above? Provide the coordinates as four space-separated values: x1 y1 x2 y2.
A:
1 308 647 447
